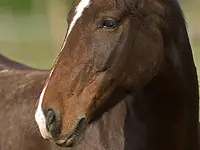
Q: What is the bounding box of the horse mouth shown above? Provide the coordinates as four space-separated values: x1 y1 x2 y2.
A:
55 117 87 147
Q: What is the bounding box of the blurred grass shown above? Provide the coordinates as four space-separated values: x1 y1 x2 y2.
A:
0 0 70 69
0 0 199 72
182 1 200 79
0 13 55 68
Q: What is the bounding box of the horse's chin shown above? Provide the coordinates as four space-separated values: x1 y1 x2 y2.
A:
55 131 85 147
55 137 76 147
55 118 88 147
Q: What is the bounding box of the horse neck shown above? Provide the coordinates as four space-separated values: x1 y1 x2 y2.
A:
125 58 199 150
79 65 199 150
123 14 200 149
83 58 199 150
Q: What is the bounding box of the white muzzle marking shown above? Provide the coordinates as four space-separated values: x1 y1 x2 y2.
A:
35 84 51 139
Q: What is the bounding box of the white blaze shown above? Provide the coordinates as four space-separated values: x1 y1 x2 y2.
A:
35 69 54 139
35 0 91 139
60 0 91 51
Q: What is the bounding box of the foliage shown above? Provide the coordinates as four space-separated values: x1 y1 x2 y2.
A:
0 0 33 13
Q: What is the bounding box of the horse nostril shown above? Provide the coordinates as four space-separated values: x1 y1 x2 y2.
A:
46 109 55 127
75 117 86 132
44 109 61 137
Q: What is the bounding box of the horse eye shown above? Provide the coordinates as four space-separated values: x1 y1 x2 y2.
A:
101 18 119 29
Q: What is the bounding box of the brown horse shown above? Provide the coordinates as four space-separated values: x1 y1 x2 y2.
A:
0 54 64 150
35 0 199 150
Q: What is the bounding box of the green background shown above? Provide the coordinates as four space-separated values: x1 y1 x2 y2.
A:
0 0 199 72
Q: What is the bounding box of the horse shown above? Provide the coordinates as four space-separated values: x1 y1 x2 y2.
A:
34 0 199 150
0 54 64 150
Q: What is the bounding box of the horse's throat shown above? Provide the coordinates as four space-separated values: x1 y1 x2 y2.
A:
83 70 198 150
123 72 199 150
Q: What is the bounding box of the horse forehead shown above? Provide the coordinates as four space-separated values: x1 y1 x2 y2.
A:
67 0 120 32
66 0 123 39
91 0 118 5
72 0 119 11
90 0 122 9
67 0 122 25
